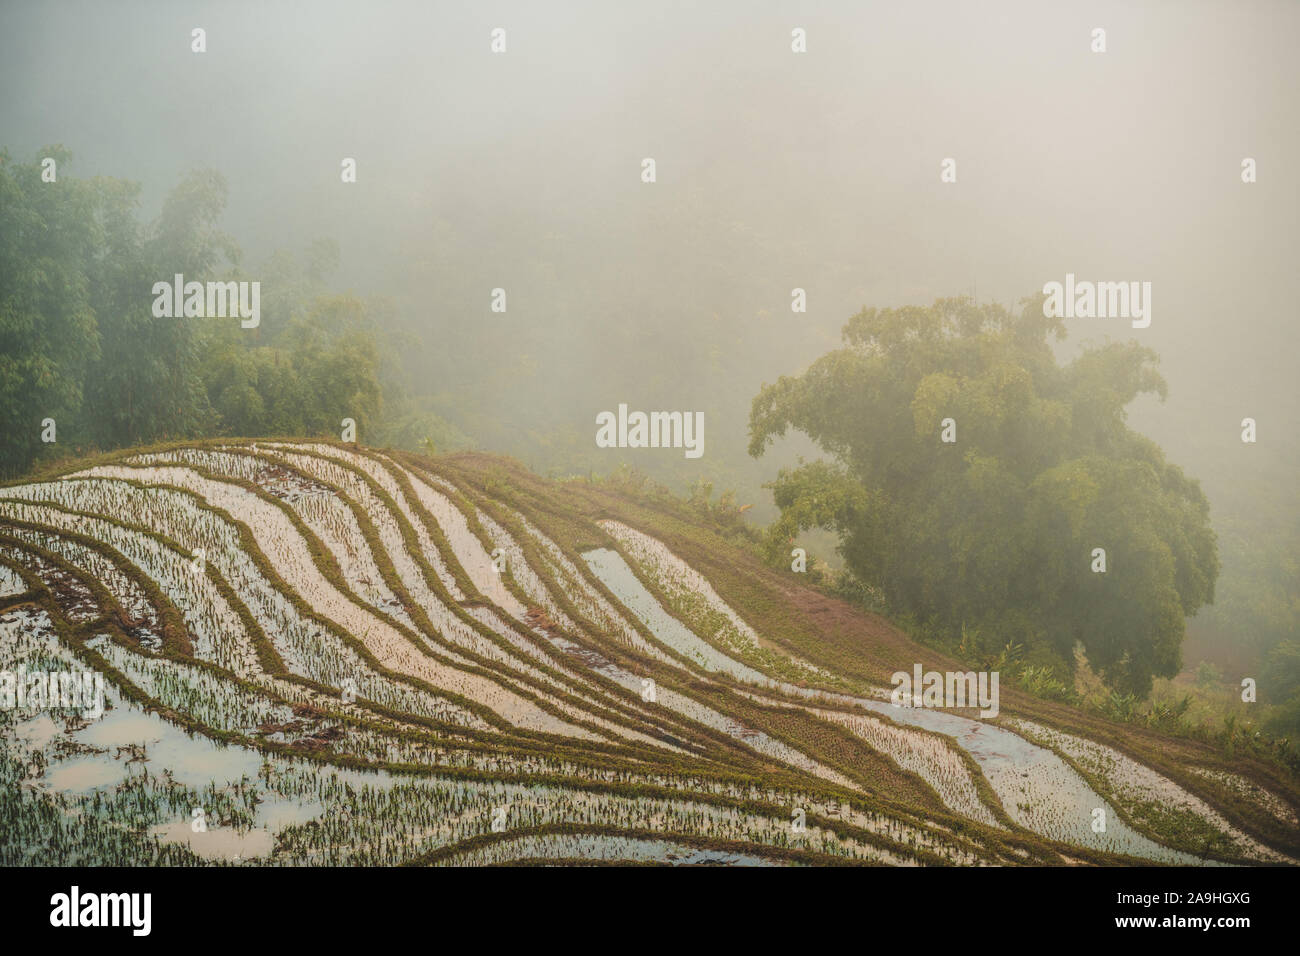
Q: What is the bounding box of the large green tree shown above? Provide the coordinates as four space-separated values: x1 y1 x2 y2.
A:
201 293 384 439
82 168 232 447
0 148 396 471
749 297 1218 695
0 147 101 474
0 150 229 472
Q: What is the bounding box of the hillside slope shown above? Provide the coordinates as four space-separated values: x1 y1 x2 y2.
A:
1 440 1295 866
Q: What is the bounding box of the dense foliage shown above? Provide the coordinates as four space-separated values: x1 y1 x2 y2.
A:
0 150 393 476
749 297 1220 695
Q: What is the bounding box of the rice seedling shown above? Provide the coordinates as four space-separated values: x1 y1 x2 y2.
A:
2 439 1293 868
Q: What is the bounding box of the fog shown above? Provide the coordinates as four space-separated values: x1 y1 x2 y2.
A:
2 0 1296 668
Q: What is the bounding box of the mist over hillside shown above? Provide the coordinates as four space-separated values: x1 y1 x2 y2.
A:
6 3 1295 684
0 1 1297 898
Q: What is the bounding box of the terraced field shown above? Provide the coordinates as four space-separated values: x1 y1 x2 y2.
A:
2 440 1296 866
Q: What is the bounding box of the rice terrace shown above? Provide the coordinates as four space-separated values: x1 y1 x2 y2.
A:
2 7 1299 939
2 440 1295 867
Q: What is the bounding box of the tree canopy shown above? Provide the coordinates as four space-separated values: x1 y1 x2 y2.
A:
749 296 1219 695
0 149 394 475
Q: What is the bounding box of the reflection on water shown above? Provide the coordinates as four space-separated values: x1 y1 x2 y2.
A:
45 757 123 791
40 693 262 794
28 684 325 861
856 699 1207 863
581 551 1209 862
149 821 276 861
440 833 782 867
150 797 324 861
583 548 771 684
